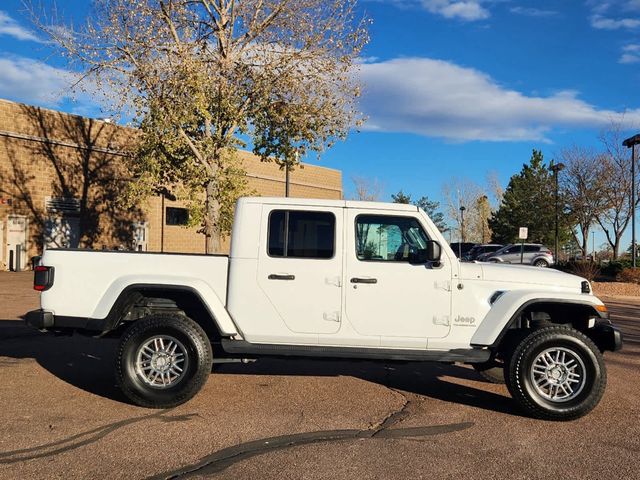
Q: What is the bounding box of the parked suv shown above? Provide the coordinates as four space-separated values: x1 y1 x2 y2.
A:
449 242 476 259
464 244 503 261
482 243 554 267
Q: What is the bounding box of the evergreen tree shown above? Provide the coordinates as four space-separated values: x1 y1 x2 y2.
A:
391 190 447 232
489 150 569 246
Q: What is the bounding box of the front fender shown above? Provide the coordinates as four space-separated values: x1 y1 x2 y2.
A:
470 290 606 347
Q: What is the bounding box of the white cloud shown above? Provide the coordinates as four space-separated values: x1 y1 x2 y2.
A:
620 52 640 63
0 56 99 113
358 57 640 142
590 14 640 29
619 44 640 63
374 0 490 21
420 0 490 21
510 6 558 17
0 11 42 42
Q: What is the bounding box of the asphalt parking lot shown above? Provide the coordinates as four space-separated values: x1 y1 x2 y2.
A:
0 271 638 479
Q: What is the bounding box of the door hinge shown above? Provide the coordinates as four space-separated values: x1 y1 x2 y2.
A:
323 311 341 322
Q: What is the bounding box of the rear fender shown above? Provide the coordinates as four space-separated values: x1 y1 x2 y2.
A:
92 275 238 336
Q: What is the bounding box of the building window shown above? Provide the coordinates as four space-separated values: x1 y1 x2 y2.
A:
355 215 429 262
268 210 335 259
166 207 189 226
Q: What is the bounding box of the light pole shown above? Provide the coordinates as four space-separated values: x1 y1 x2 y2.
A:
478 195 489 243
549 162 565 262
459 205 466 258
623 134 640 268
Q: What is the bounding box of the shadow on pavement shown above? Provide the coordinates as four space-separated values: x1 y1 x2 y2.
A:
0 318 517 416
0 319 126 403
1 297 636 415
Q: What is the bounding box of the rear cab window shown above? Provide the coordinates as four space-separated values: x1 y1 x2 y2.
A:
268 210 335 259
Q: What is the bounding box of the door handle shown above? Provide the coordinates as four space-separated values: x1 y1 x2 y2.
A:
350 277 377 284
268 274 295 280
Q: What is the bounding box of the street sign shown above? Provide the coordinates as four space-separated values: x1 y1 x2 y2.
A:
518 227 528 240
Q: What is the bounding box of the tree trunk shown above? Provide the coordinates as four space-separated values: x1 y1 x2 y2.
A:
612 237 620 260
204 179 221 254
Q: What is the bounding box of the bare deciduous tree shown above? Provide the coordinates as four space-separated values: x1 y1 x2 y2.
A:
596 123 637 259
442 178 490 243
34 0 369 252
351 176 383 201
558 146 602 258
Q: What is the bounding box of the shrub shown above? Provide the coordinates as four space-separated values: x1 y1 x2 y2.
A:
568 261 600 282
601 260 632 279
617 268 640 284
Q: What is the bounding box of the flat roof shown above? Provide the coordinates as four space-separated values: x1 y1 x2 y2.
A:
241 196 419 212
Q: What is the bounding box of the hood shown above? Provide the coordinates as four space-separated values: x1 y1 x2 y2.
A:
461 262 586 291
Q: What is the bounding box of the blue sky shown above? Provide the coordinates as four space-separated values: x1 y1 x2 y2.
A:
1 0 640 249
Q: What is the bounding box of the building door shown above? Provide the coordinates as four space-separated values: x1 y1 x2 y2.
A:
0 220 4 270
7 215 28 271
44 216 80 248
133 222 149 251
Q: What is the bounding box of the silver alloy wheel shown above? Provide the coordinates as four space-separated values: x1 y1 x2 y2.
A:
135 335 189 389
530 347 586 403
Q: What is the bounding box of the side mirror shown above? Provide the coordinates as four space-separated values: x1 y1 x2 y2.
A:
409 240 442 265
426 240 442 264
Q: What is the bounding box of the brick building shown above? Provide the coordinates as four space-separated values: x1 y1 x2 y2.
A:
0 99 342 270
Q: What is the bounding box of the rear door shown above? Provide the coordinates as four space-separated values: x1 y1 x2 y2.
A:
256 206 343 335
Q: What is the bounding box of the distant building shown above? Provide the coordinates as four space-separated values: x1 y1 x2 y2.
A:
0 99 342 270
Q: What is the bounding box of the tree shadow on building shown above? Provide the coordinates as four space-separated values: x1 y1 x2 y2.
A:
0 104 144 253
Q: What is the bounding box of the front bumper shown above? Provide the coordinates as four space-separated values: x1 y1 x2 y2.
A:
591 322 623 352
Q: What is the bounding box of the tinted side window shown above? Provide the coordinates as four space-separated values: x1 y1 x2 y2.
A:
355 215 429 262
268 210 335 259
524 245 540 253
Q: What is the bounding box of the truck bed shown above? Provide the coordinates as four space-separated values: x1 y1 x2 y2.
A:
39 249 229 321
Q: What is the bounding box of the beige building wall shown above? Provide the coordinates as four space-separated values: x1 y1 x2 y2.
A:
0 99 342 267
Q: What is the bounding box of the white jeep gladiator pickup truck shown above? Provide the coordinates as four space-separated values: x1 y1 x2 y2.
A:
26 197 622 420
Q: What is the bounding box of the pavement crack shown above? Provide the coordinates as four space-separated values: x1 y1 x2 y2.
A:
370 387 410 437
149 388 473 480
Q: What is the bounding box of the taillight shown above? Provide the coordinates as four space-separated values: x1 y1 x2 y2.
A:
34 266 55 292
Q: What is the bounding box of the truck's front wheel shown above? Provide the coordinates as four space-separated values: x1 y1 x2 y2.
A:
506 326 606 421
116 314 213 408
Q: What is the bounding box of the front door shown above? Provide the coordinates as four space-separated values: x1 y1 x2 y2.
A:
344 211 452 347
257 206 343 335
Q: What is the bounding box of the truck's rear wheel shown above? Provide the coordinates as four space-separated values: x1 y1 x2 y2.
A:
116 314 212 408
506 326 606 421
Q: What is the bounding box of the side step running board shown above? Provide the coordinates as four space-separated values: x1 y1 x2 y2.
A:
220 339 491 363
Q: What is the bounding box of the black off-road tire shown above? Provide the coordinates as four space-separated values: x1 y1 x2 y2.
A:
473 362 506 384
506 326 606 421
116 314 213 408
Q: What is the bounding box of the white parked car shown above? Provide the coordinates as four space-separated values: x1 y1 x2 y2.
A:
26 197 622 420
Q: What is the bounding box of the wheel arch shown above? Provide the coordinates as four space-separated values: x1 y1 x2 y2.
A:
471 295 609 352
97 283 238 339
